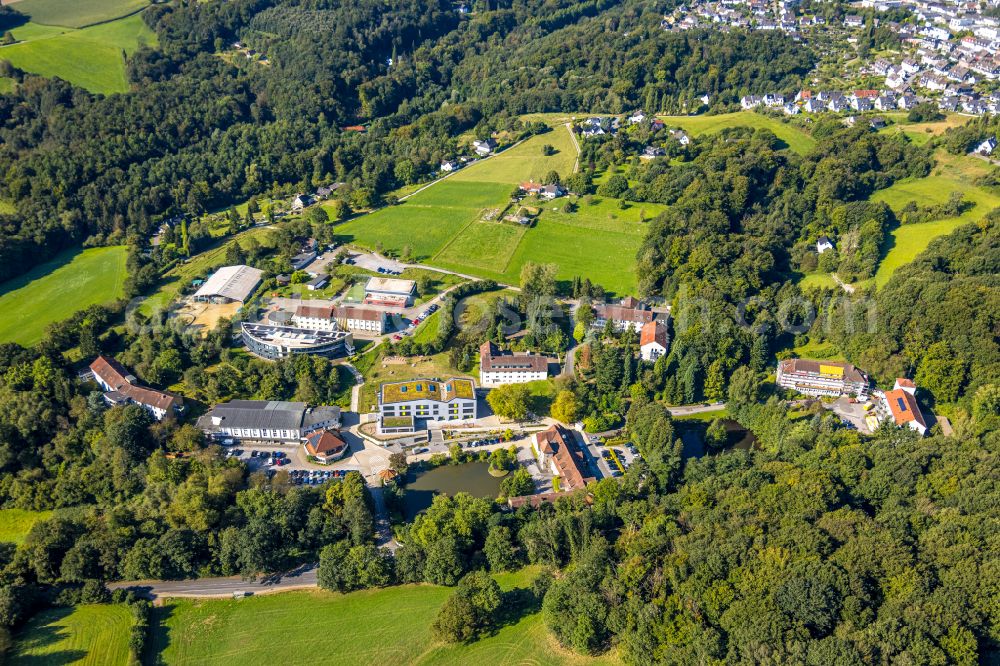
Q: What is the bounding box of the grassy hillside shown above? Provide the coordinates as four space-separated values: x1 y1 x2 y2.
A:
336 129 658 295
0 246 127 346
0 508 52 545
870 150 1000 287
659 112 816 155
0 13 157 94
10 0 149 28
11 604 134 665
148 569 617 665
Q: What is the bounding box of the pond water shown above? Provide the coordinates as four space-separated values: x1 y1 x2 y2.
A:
679 419 758 459
403 461 502 520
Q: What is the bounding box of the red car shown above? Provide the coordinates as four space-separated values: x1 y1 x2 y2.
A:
392 334 402 341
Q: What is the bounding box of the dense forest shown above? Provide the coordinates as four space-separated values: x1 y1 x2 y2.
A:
0 0 812 283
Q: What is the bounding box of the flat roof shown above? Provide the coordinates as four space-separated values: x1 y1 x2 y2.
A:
380 378 475 404
365 277 415 295
193 265 264 302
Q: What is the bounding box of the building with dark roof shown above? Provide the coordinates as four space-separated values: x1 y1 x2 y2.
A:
89 355 183 421
479 341 550 387
197 400 341 442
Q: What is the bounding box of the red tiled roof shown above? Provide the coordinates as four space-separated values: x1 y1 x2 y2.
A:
334 305 385 322
534 425 594 491
305 430 347 457
295 304 334 319
640 321 668 348
885 389 926 428
89 355 181 412
595 304 653 325
895 378 916 388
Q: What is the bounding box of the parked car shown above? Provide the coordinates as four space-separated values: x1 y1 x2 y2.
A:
414 447 429 454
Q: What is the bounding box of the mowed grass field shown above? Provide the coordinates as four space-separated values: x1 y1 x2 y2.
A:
658 112 817 155
870 150 1000 287
10 0 149 28
0 508 52 544
337 129 655 295
0 13 157 94
0 246 127 346
11 604 134 665
148 569 618 665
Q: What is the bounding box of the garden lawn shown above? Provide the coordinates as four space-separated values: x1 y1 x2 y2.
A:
12 604 134 665
658 112 816 155
870 151 1000 287
148 568 616 665
797 272 838 291
0 508 52 544
0 246 127 346
0 13 157 94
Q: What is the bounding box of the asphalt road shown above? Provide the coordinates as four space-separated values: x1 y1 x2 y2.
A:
109 563 319 599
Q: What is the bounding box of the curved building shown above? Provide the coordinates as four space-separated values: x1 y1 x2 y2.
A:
241 321 354 360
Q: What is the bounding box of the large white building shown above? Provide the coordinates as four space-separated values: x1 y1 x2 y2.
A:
478 341 550 387
192 265 264 305
198 400 341 442
377 378 477 434
776 359 870 398
241 322 354 360
364 277 416 308
293 304 389 335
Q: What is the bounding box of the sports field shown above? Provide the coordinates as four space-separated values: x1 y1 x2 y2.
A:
658 112 816 154
870 150 1000 287
337 130 656 295
0 245 127 346
8 0 149 28
11 604 134 665
0 13 157 94
0 508 52 544
147 569 617 665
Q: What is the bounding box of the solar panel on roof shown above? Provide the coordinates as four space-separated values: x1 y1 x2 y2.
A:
897 397 908 412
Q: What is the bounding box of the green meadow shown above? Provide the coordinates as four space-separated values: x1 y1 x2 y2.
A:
658 112 817 155
11 604 134 665
870 150 1000 287
0 13 157 94
0 508 52 544
10 0 149 28
0 246 127 346
336 130 657 295
146 568 616 665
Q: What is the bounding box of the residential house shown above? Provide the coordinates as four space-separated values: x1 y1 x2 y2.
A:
976 136 997 155
440 160 459 172
473 138 498 156
291 194 314 211
817 236 835 253
639 320 670 362
880 378 927 435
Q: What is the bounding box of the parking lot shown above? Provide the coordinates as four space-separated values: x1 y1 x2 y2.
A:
222 442 364 486
347 252 405 274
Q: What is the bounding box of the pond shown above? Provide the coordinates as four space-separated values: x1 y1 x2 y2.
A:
402 461 502 520
679 419 758 459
